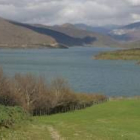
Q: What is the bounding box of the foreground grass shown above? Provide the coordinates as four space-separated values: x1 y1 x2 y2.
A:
1 99 140 140
95 48 140 61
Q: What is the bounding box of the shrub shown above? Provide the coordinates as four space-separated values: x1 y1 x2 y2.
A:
0 68 108 116
0 105 28 128
0 69 23 106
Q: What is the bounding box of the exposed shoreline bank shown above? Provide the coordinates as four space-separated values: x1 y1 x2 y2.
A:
0 43 68 49
94 48 140 64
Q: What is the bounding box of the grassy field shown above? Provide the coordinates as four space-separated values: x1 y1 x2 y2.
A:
95 48 140 61
1 99 140 140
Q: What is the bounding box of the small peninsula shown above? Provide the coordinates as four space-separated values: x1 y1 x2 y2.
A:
95 48 140 62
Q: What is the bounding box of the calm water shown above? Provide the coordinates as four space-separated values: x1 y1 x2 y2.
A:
0 47 140 97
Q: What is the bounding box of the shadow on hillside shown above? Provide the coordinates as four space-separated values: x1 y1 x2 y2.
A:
10 21 96 46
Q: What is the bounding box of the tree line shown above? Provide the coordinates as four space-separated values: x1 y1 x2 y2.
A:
0 68 107 116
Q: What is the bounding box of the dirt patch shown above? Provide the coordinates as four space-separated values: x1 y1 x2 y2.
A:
47 126 64 140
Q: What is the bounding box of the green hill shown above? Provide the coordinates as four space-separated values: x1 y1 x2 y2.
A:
1 99 140 140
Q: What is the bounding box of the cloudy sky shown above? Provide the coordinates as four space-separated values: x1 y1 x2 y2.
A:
0 0 140 26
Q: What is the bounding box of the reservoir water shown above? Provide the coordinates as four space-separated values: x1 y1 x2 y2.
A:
0 47 140 97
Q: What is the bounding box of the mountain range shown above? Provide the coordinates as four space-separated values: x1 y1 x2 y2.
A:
109 22 140 42
0 17 118 48
0 16 140 48
76 22 140 48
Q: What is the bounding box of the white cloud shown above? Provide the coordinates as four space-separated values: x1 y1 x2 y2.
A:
126 0 140 5
132 13 140 21
0 0 140 26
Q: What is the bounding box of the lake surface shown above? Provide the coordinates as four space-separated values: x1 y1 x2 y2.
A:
0 47 140 97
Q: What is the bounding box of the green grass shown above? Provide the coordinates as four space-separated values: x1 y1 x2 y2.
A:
95 48 140 61
0 105 29 128
1 100 140 140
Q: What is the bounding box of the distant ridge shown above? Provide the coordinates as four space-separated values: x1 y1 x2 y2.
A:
10 21 96 47
123 22 140 29
34 23 119 47
0 17 119 48
110 21 140 42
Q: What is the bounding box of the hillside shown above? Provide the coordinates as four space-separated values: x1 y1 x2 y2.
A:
120 40 140 48
33 23 119 47
0 17 58 48
123 22 140 29
0 17 120 48
10 21 95 47
110 22 140 42
74 23 119 35
1 99 140 140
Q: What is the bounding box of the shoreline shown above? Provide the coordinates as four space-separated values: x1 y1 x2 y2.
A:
109 96 140 101
94 48 140 64
0 43 69 49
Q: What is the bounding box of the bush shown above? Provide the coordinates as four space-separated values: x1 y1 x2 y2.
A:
0 105 28 128
0 68 108 116
0 69 23 106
